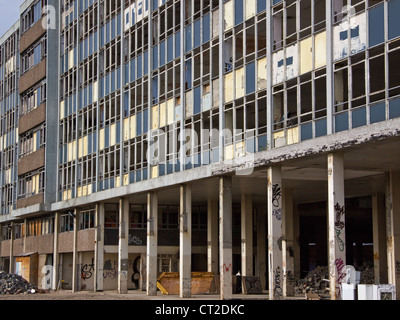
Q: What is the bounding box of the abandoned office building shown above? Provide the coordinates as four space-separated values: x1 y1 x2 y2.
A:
0 0 400 300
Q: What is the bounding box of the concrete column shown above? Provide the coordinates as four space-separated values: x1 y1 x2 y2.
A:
327 153 346 300
372 192 388 284
293 202 301 283
94 203 105 292
180 184 192 298
52 212 60 290
219 176 233 300
147 191 158 296
207 199 219 278
386 171 400 297
241 194 253 280
72 209 79 292
256 204 267 290
267 166 284 300
118 198 130 294
282 188 295 297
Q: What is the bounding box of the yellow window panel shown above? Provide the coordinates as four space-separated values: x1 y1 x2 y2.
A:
99 128 105 150
257 57 267 90
224 0 233 31
124 118 130 141
123 174 129 186
224 73 234 103
93 81 98 102
245 0 256 20
274 130 286 148
78 138 83 158
60 101 65 120
159 102 167 128
152 105 159 130
315 31 327 69
287 126 300 145
167 98 174 125
83 136 88 157
300 36 313 75
225 144 234 160
151 166 159 179
185 91 193 119
235 67 245 99
77 187 82 198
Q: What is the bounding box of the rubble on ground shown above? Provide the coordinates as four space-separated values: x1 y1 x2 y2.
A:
0 271 37 295
295 266 330 296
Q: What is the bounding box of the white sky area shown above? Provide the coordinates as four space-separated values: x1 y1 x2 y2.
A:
0 0 25 38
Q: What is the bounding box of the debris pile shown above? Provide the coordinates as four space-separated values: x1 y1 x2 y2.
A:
0 271 37 295
295 266 330 296
359 266 374 284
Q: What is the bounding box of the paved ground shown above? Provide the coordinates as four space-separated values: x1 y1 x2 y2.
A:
0 289 307 300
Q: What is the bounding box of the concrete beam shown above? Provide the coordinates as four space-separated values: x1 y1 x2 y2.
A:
147 191 158 296
52 212 60 290
72 209 79 292
327 153 346 300
267 166 283 300
180 184 192 298
219 176 233 300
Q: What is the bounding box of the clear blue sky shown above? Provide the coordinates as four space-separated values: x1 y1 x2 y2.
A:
0 0 25 38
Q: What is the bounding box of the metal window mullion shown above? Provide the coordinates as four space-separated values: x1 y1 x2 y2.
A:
266 0 273 150
326 0 334 135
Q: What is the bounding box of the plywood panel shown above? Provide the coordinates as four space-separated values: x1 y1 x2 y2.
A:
167 98 174 125
110 123 116 146
287 126 299 145
246 0 256 20
130 115 136 139
99 128 105 150
224 0 233 31
159 102 167 128
152 105 159 130
257 57 267 90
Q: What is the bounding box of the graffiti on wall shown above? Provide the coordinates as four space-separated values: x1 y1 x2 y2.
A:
273 266 283 299
272 184 282 221
334 203 346 252
335 257 347 297
81 259 95 280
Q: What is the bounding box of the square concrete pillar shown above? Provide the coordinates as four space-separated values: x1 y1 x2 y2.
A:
282 188 295 297
94 203 104 292
327 153 346 300
219 176 233 300
386 171 400 298
52 212 60 290
180 184 192 298
118 198 130 294
147 191 158 296
267 166 284 300
72 209 79 292
256 204 267 290
372 192 387 284
207 199 219 278
241 194 253 279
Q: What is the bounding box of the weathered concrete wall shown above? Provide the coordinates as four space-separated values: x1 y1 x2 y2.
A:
25 234 54 255
16 194 44 210
77 229 95 252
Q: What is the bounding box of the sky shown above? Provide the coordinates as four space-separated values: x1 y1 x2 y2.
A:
0 0 25 38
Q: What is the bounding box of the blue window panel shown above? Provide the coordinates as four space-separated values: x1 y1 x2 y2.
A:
144 51 149 75
369 4 384 47
203 13 210 43
301 123 313 141
185 25 192 53
335 112 349 132
89 34 93 55
258 135 268 151
246 62 256 95
246 137 256 153
159 164 165 177
389 97 400 119
137 112 143 136
175 159 181 173
153 76 159 105
315 118 327 137
167 161 174 174
203 151 210 165
175 31 181 58
130 58 136 82
88 84 93 105
105 126 110 148
116 122 121 144
111 18 116 39
273 0 282 4
88 133 93 154
143 168 148 181
167 35 174 63
124 63 129 85
194 86 201 114
257 0 266 13
130 172 135 184
370 102 386 123
389 0 400 40
117 13 122 36
117 67 121 89
235 0 244 25
160 40 166 66
93 132 97 151
124 92 130 117
94 31 98 52
194 19 201 48
352 107 367 128
111 70 116 92
137 54 143 78
153 0 158 11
